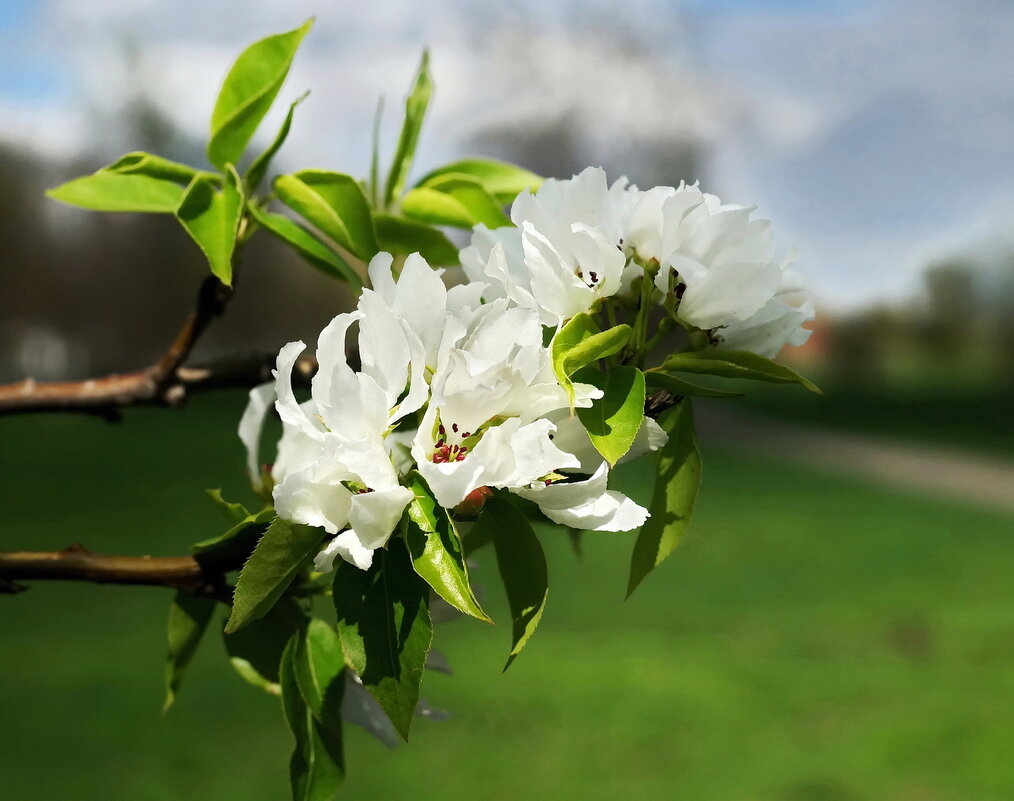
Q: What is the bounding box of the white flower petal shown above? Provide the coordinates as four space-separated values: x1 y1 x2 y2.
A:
358 290 411 411
314 529 374 572
273 408 324 481
366 252 397 300
348 486 414 550
238 382 274 489
619 416 669 465
716 297 815 358
676 259 782 330
273 460 353 536
513 462 649 532
273 341 316 437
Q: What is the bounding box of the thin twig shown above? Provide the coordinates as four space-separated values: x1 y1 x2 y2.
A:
0 275 232 419
177 353 317 394
0 544 237 597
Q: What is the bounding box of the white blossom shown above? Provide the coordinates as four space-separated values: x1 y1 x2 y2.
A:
410 299 595 508
242 164 814 572
267 255 451 571
463 168 812 358
461 167 627 326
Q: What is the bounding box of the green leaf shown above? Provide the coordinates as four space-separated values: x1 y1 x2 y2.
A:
627 400 702 597
175 165 244 285
45 151 202 214
225 516 324 634
416 158 542 204
249 203 362 288
384 50 433 207
476 497 549 671
552 314 632 380
105 151 202 184
374 213 460 265
567 530 584 559
292 618 346 730
192 506 275 567
644 370 743 399
162 591 216 713
204 488 251 524
223 597 307 694
47 171 186 213
402 473 491 622
274 170 378 261
550 313 632 402
207 19 313 170
401 174 510 229
659 349 822 394
575 366 647 466
246 91 308 191
281 635 345 801
333 538 432 740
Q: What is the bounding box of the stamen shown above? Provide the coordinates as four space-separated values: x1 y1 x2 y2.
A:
432 440 468 464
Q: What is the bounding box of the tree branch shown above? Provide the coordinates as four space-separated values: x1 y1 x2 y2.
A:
176 353 317 394
0 275 231 419
0 544 236 596
0 283 318 420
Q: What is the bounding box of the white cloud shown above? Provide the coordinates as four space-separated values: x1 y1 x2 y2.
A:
703 0 1014 308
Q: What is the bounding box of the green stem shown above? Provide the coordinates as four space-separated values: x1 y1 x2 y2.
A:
605 299 618 331
632 270 656 368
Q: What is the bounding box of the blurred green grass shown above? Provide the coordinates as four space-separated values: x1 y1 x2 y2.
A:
2 393 1014 801
742 377 1014 460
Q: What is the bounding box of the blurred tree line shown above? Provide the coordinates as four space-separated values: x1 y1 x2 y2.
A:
822 253 1014 389
0 72 357 384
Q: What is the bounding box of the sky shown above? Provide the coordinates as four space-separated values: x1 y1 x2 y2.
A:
2 0 1013 311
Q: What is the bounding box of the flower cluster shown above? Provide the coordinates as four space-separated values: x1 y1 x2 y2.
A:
241 168 813 572
461 167 813 357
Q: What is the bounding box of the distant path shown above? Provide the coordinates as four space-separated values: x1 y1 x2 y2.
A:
695 406 1014 513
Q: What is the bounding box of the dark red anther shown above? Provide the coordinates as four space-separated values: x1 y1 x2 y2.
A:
451 423 458 433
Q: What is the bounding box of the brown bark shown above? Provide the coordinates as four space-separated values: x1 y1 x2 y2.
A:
0 544 236 596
